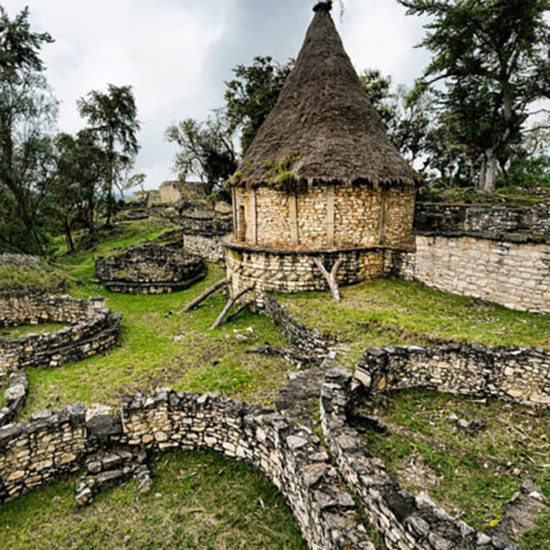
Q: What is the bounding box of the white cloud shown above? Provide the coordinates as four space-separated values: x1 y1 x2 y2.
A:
2 0 428 189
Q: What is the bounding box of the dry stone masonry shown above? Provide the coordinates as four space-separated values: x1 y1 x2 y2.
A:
95 244 206 294
180 207 233 262
320 368 519 550
0 390 375 550
355 344 550 409
0 291 121 374
0 370 28 426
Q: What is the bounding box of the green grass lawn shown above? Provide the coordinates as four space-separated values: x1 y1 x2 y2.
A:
1 323 70 338
354 390 549 549
281 279 550 367
0 450 307 550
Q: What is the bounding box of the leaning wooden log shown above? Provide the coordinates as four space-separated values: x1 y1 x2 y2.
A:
178 278 229 314
211 286 254 330
224 302 249 324
313 257 343 302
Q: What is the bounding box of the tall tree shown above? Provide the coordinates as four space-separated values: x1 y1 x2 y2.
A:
77 84 140 225
224 56 294 152
52 130 107 251
166 115 238 196
0 6 57 254
399 0 550 192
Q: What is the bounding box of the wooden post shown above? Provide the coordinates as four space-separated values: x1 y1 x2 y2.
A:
379 187 387 245
211 286 254 330
177 278 229 314
289 192 299 246
313 257 344 302
327 185 335 246
250 188 258 245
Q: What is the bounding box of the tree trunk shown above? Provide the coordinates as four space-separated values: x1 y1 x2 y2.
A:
64 219 75 252
313 258 343 302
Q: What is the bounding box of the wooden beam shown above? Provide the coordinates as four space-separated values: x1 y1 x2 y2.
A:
313 257 344 302
211 285 254 330
327 185 335 246
178 278 229 314
289 192 299 246
250 188 258 245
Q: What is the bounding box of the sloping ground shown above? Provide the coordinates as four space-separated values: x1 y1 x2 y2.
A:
353 390 549 550
0 450 307 549
280 279 550 367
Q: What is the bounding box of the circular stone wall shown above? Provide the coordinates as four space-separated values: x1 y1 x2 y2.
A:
0 291 122 374
95 244 207 294
225 241 387 308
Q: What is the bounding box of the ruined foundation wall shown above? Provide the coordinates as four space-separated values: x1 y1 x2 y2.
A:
0 292 121 373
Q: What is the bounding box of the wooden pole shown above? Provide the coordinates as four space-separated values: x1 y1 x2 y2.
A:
211 286 254 330
313 257 343 302
178 278 229 314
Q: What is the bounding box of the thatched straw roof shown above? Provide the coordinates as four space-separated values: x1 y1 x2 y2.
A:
234 1 420 188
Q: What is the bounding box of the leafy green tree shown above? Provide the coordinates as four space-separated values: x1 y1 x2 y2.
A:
77 84 140 225
224 56 294 152
399 0 550 192
0 6 57 254
166 115 238 197
52 131 107 251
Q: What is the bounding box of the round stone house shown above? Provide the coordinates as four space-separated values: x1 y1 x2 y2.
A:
225 2 420 307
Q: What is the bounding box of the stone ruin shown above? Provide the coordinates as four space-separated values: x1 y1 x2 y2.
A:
95 244 207 294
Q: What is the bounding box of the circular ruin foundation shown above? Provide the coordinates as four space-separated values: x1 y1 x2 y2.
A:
0 291 122 374
95 244 207 294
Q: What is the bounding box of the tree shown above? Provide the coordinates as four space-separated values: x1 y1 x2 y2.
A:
0 6 57 254
77 84 140 225
166 114 238 197
224 56 294 152
399 0 550 192
51 131 107 251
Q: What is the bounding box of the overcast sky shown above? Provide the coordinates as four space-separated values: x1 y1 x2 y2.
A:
3 0 431 189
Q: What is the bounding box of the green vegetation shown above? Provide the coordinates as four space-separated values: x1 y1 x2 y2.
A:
0 450 307 550
281 279 550 367
22 219 291 415
1 323 69 338
0 260 68 293
263 152 304 192
355 390 549 548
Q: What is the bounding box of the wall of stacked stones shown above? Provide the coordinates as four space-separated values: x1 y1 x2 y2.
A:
263 294 333 358
398 234 550 315
415 202 550 238
234 183 415 249
0 391 375 550
95 245 206 294
225 246 385 307
320 369 516 550
356 344 550 409
181 209 233 262
0 292 122 373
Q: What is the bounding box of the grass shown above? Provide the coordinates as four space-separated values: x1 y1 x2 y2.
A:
281 279 550 367
1 323 70 338
354 390 550 548
0 260 68 294
23 219 293 415
0 450 307 550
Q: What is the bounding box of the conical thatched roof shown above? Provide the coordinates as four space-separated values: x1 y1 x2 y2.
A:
235 2 420 188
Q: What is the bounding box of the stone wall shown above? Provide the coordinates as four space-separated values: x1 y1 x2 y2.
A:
355 344 550 409
181 208 233 262
391 234 550 315
415 202 550 239
234 183 415 249
263 294 334 358
225 244 386 307
320 369 516 550
95 245 206 294
0 391 375 550
0 292 122 374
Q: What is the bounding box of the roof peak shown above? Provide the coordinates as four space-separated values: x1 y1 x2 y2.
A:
313 1 333 13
